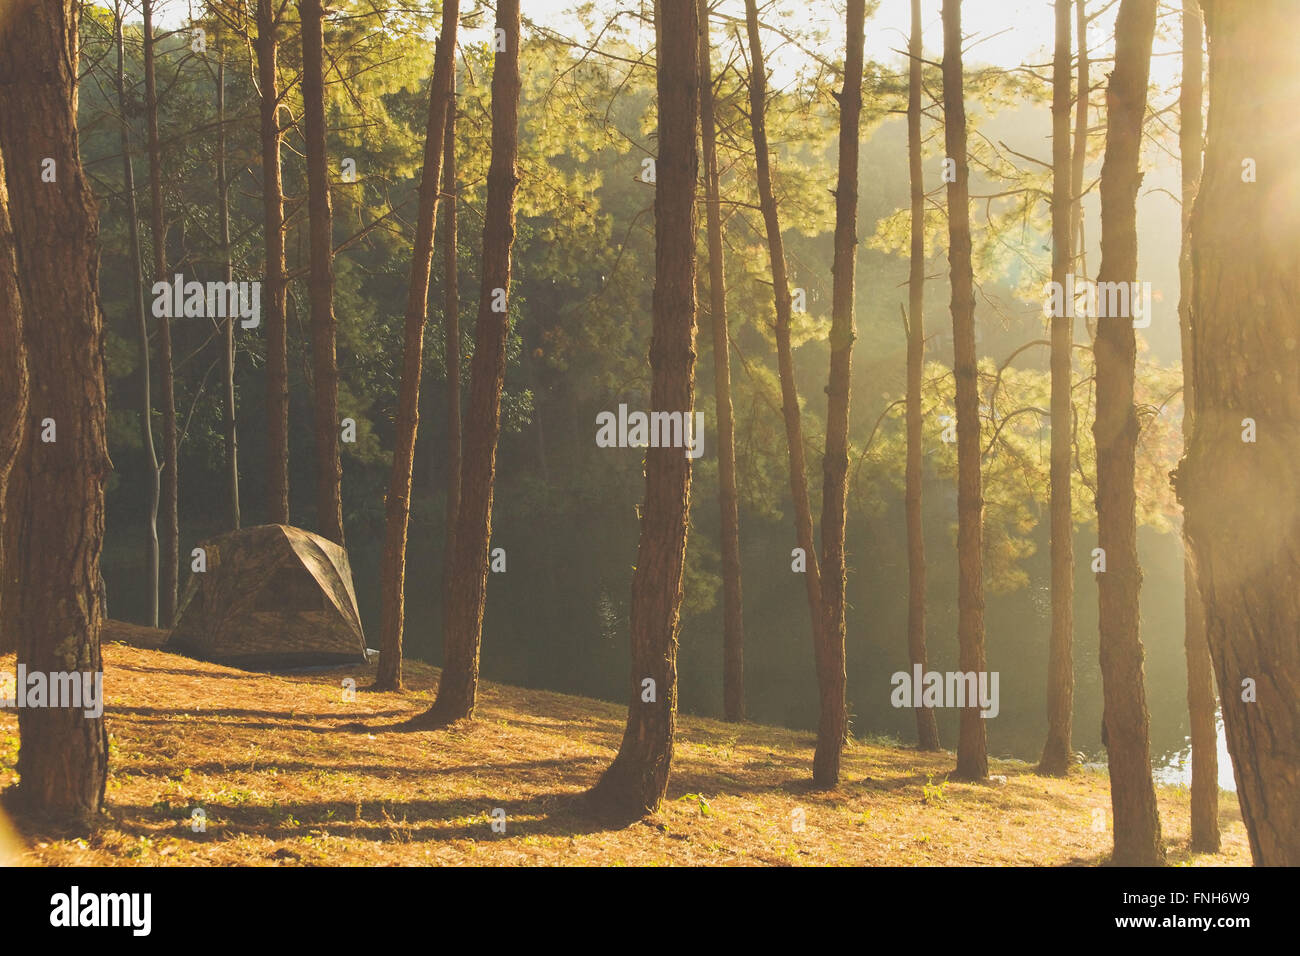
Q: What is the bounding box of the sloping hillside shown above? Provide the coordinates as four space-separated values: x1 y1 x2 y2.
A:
0 637 1250 866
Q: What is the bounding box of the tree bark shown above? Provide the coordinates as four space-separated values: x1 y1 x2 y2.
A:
217 39 240 531
374 0 461 693
442 72 462 618
0 145 27 657
302 0 344 545
942 0 989 782
816 0 865 788
1180 0 1300 867
257 0 290 526
587 0 698 816
743 0 827 757
698 0 745 723
142 0 178 626
0 0 111 825
1176 0 1217 854
423 0 521 721
905 0 940 753
114 1 161 629
1039 0 1075 777
1094 0 1163 866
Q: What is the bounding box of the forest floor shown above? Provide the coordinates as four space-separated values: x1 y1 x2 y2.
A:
0 627 1251 866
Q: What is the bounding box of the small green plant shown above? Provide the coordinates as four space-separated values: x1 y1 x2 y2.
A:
123 836 154 859
921 774 947 805
678 793 713 817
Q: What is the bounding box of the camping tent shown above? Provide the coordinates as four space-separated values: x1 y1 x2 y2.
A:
168 524 368 668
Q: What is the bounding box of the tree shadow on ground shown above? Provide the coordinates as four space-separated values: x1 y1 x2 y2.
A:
108 705 409 735
111 662 258 681
105 786 650 846
1060 838 1228 867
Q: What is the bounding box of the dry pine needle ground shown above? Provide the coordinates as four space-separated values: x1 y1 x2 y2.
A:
0 633 1249 867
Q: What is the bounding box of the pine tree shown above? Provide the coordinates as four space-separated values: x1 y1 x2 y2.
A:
423 0 521 721
905 0 940 752
698 0 745 722
1039 0 1076 777
143 0 179 624
374 0 461 693
1093 0 1163 866
816 0 866 788
0 0 111 825
302 0 345 545
1180 0 1300 867
942 0 989 782
1176 0 1218 854
587 0 699 815
257 0 290 526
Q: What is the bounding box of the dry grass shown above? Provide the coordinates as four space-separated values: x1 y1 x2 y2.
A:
0 637 1250 866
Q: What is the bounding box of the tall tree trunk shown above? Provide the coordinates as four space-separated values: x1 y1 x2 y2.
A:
1181 0 1300 867
1040 0 1075 777
0 0 110 825
743 0 827 753
698 0 745 723
302 0 344 545
1176 0 1217 854
423 0 521 721
143 0 178 625
115 1 161 628
374 0 461 693
1094 0 1163 866
257 0 290 526
587 0 698 816
442 73 461 614
217 40 240 531
942 0 989 782
0 146 27 657
905 0 939 752
1071 0 1089 272
816 0 864 788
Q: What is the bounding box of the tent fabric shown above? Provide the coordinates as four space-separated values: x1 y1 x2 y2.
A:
168 524 368 668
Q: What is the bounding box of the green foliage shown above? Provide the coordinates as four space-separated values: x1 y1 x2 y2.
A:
921 773 947 805
75 2 1193 735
